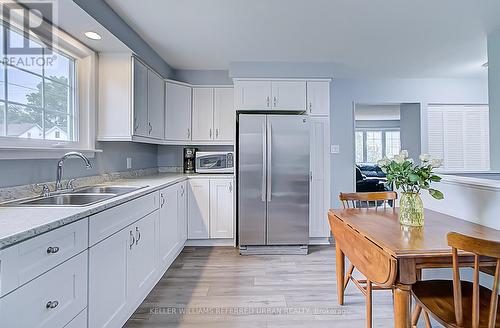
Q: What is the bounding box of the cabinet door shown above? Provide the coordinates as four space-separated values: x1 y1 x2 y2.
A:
177 181 188 244
309 117 331 238
159 185 178 268
234 80 271 110
271 81 306 111
187 179 210 239
132 58 149 137
165 82 192 141
306 81 330 116
128 210 159 303
209 179 234 239
192 88 214 140
88 228 130 328
147 69 165 139
214 88 235 141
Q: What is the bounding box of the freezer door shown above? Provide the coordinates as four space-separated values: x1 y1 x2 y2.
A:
238 114 267 245
266 115 310 245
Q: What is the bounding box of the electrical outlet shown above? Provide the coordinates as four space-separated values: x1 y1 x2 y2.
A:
126 157 132 169
331 145 340 154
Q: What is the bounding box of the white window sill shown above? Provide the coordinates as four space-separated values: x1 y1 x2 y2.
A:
0 147 102 160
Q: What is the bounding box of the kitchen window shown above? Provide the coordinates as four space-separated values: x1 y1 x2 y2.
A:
0 8 97 158
355 129 401 163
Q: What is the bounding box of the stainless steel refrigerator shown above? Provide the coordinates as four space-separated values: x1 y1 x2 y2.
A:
238 114 310 255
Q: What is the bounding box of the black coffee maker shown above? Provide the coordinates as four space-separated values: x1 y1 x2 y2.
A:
183 148 197 173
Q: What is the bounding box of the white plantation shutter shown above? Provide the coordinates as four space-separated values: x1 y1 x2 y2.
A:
427 105 489 171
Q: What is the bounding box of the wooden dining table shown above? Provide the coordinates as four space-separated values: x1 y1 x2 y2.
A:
328 208 500 328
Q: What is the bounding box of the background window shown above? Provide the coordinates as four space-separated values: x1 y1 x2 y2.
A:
355 130 401 163
0 24 76 142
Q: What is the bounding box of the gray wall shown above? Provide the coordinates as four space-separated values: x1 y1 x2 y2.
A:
400 103 422 161
173 69 233 85
488 27 500 170
0 142 158 188
229 62 489 207
74 0 172 78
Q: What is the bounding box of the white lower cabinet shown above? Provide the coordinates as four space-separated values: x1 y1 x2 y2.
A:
89 209 159 328
209 179 234 238
177 181 188 243
188 178 234 240
159 184 179 267
0 251 87 328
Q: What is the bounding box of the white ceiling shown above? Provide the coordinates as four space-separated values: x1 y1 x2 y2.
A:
105 0 500 78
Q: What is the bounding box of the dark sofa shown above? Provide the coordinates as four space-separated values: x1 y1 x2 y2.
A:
355 163 390 192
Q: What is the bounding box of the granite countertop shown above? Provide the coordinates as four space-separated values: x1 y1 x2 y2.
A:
0 173 234 250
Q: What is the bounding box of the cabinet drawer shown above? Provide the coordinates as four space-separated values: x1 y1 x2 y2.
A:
89 192 158 246
0 219 88 297
0 251 88 328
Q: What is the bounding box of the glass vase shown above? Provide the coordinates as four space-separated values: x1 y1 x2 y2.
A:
399 192 424 227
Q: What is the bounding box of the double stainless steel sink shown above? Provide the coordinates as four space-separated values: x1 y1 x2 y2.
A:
3 185 147 207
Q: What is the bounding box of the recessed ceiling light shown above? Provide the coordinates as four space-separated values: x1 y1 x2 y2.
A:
84 31 102 40
482 62 488 68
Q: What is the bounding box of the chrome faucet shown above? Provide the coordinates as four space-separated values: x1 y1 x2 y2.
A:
55 152 92 191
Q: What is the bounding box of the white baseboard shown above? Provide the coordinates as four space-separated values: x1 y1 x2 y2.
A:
309 237 332 245
186 238 235 246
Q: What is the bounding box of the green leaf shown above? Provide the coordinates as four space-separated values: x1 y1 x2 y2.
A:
408 173 420 182
428 189 444 200
430 175 442 182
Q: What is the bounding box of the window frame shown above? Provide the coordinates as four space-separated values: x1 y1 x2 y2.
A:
355 128 401 163
0 5 98 159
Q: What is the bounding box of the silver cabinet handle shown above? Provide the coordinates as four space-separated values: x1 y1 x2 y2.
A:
160 193 165 208
267 120 272 202
129 230 135 250
228 181 232 192
273 96 277 107
134 117 139 132
209 128 212 139
215 129 219 139
148 122 153 134
180 185 185 196
135 226 141 245
47 246 59 254
187 128 191 139
266 96 270 107
309 101 313 112
261 121 266 202
46 300 59 309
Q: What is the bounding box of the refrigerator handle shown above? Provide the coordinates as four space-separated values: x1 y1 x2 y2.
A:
261 121 267 202
267 121 272 202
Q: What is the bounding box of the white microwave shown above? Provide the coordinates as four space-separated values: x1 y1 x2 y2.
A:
195 151 234 173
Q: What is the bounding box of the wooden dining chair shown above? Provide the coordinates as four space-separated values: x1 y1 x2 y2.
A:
338 191 398 328
411 232 500 328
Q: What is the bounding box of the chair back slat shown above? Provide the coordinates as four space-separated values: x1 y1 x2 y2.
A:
339 192 397 210
447 232 500 328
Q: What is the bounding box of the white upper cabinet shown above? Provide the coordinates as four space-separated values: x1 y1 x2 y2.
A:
306 81 330 116
271 81 306 111
234 80 310 111
192 87 235 142
98 54 167 143
209 179 234 239
192 88 215 141
214 88 235 141
234 80 272 110
165 82 192 141
147 70 165 139
132 58 149 137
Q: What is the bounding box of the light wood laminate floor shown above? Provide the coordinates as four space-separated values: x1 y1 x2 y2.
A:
124 246 429 328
